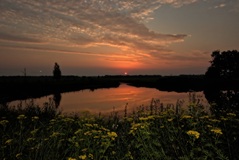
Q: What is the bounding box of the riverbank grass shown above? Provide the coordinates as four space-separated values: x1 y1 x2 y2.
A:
1 101 239 159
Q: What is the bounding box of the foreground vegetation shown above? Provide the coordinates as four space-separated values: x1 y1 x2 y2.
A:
0 98 239 160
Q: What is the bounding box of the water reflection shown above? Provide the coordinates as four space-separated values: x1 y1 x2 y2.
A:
9 84 207 115
6 82 239 116
53 92 62 108
204 88 239 116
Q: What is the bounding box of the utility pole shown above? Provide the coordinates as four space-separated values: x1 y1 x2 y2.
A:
22 68 26 77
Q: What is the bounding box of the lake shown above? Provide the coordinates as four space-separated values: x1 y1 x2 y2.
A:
9 83 208 115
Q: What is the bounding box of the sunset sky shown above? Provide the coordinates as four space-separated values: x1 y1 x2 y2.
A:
1 0 239 76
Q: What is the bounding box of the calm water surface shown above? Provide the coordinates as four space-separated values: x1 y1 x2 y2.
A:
10 84 208 114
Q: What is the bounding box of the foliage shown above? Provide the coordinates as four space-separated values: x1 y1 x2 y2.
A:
53 63 62 79
205 50 239 79
0 99 239 160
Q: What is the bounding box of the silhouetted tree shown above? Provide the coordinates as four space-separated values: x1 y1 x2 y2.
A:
205 50 239 79
53 63 61 79
204 50 239 117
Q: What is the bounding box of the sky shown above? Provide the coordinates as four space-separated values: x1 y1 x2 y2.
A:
0 0 239 76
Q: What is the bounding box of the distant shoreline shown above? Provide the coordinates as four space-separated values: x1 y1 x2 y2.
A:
0 75 238 103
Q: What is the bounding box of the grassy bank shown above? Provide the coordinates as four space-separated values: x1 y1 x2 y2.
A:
1 99 239 160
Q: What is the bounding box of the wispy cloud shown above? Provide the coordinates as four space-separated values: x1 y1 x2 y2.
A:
209 0 239 12
0 0 199 60
214 3 226 9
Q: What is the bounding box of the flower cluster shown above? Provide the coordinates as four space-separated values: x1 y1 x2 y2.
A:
187 130 200 139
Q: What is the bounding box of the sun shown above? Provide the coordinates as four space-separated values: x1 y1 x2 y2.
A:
124 72 128 75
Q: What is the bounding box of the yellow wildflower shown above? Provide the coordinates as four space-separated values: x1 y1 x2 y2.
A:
17 114 27 120
85 124 93 127
79 155 87 160
207 125 212 128
139 115 155 121
81 148 87 152
93 136 100 139
97 130 102 133
27 138 35 142
129 123 148 135
211 128 223 135
63 118 74 123
68 158 77 160
100 127 109 132
31 116 39 121
191 122 197 126
74 142 79 148
93 124 99 127
30 129 39 135
161 111 168 115
0 120 9 126
50 119 56 124
181 115 192 119
127 117 133 122
125 151 134 160
50 132 61 138
130 123 141 131
167 109 175 114
58 114 65 118
199 116 209 119
74 129 82 135
88 153 94 159
139 117 149 121
154 115 164 119
91 130 98 134
107 131 118 140
221 117 228 121
100 135 107 139
5 139 13 145
167 118 174 122
187 130 200 139
147 115 155 120
129 123 141 135
16 153 22 159
84 131 92 136
209 119 220 123
227 113 236 117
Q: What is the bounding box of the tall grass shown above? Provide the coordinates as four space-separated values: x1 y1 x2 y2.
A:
0 95 239 160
